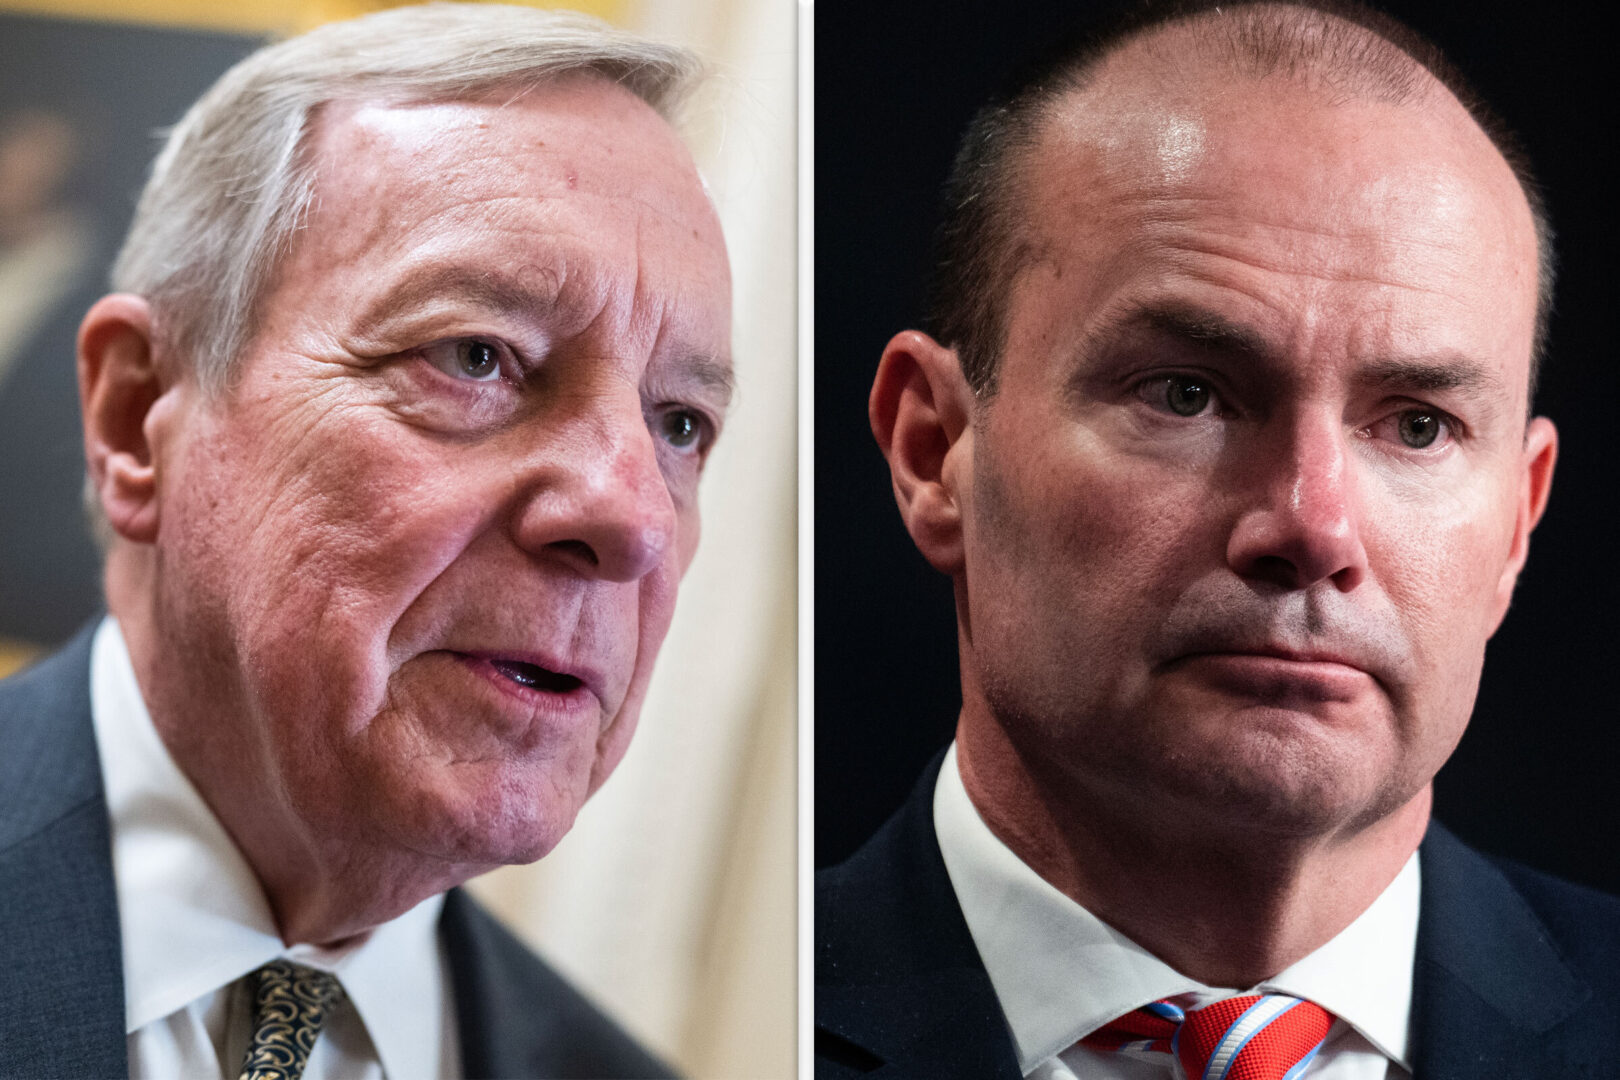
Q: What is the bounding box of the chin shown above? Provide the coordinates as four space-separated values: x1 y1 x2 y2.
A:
1155 729 1410 839
349 761 588 870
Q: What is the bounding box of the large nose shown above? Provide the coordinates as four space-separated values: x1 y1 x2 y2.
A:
1225 413 1368 592
512 403 676 583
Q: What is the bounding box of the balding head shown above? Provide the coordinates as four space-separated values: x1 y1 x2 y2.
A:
869 0 1558 953
928 0 1551 402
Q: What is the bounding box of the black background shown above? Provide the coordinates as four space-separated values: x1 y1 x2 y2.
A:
814 1 1620 895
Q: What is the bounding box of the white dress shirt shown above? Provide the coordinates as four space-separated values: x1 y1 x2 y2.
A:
89 617 461 1080
934 743 1417 1080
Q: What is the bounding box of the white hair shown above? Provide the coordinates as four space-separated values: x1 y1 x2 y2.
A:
112 1 704 393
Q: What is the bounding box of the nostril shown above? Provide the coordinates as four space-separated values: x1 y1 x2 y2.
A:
546 539 598 566
1249 554 1299 587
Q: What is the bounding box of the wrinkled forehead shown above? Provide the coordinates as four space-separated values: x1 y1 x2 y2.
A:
308 76 726 247
277 77 732 361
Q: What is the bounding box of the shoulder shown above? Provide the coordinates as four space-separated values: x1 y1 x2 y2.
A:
1423 821 1620 974
1414 822 1620 1072
440 888 678 1080
816 809 942 1078
0 624 101 849
1489 853 1620 985
816 756 963 992
0 623 94 724
816 757 1021 1080
0 625 126 1077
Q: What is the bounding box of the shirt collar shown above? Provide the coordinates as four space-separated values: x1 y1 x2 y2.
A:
933 741 1417 1073
89 615 449 1080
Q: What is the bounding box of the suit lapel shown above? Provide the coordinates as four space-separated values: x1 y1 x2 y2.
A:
816 755 1022 1080
439 888 674 1079
822 778 1610 1079
1409 822 1589 1078
0 626 128 1077
440 887 555 1079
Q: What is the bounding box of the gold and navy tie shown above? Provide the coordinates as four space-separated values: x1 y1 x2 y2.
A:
238 959 347 1080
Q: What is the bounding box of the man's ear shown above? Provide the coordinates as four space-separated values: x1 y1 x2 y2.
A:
869 330 976 575
78 294 174 545
1490 414 1557 632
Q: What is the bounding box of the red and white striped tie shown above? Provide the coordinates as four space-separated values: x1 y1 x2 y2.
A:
1081 993 1333 1079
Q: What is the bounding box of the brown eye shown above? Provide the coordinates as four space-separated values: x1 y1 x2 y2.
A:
1398 410 1442 448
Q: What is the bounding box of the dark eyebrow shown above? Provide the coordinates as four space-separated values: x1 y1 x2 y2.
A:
1140 305 1272 359
1083 302 1275 367
1357 356 1501 395
1087 302 1506 402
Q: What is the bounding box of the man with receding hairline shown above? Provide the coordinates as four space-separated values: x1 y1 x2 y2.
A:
816 3 1620 1078
0 5 734 1078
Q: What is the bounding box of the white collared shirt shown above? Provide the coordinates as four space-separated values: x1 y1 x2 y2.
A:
934 742 1417 1080
89 617 462 1080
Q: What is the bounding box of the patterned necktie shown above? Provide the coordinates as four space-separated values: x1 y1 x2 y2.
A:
238 959 347 1080
1081 993 1333 1080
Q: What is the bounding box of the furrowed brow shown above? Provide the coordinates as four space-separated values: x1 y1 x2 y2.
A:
1357 356 1501 396
1079 301 1276 371
1139 305 1272 359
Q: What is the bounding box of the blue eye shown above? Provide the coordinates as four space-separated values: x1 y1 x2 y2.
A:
1397 410 1443 448
1164 377 1211 416
1137 374 1219 417
1365 407 1456 452
458 341 499 380
659 408 706 451
423 339 503 382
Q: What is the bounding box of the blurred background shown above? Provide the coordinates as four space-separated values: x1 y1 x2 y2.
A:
816 0 1620 899
0 0 794 1076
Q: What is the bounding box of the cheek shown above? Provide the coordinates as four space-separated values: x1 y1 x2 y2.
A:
972 421 1215 604
966 422 1217 700
180 411 490 725
1368 476 1518 663
675 504 702 575
581 560 682 794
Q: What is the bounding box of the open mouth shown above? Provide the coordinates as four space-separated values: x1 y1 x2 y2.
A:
487 658 583 694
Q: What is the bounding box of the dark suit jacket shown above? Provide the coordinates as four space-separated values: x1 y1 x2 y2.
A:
817 756 1620 1079
0 626 674 1079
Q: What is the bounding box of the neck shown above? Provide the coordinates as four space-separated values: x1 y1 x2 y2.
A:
107 552 487 945
955 710 1429 989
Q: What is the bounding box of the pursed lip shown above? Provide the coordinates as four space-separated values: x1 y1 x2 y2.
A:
1151 592 1407 698
1165 645 1375 704
1184 644 1366 670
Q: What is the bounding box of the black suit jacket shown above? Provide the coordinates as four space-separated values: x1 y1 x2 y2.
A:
0 626 674 1079
817 757 1620 1078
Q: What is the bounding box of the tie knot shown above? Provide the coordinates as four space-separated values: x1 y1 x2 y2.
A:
239 959 347 1080
1082 993 1333 1080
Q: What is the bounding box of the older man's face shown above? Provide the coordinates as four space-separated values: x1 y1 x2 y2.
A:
150 78 731 866
954 68 1553 836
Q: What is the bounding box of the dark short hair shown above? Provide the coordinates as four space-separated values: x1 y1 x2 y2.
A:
926 0 1554 402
